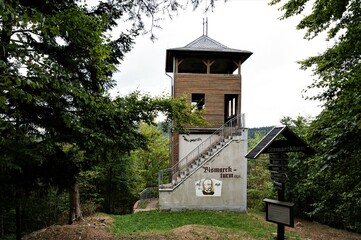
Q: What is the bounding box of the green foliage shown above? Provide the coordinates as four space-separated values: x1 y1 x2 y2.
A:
279 117 316 218
248 126 273 139
1 188 69 236
1 0 207 237
75 119 190 215
280 116 361 232
270 0 361 232
280 115 311 137
128 123 170 194
247 155 276 211
78 167 105 213
247 130 276 211
1 3 120 231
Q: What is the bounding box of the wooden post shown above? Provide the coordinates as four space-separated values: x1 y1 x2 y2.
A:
277 182 286 240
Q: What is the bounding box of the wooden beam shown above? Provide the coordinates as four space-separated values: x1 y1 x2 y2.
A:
233 61 241 76
202 59 215 74
176 58 184 73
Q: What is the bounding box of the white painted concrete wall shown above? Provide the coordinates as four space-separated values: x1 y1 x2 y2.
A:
159 131 248 212
179 134 211 160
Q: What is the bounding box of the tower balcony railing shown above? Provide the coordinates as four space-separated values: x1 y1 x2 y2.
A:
159 113 245 189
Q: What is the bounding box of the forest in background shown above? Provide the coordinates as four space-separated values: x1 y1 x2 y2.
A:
2 121 360 239
1 0 360 239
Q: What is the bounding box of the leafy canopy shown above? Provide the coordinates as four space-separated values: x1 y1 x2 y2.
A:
0 0 206 216
270 0 361 231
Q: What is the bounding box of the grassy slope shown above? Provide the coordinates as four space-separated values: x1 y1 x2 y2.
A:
20 211 361 240
110 210 301 240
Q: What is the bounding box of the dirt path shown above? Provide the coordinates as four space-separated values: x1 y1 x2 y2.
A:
289 218 361 240
22 213 116 240
133 198 159 213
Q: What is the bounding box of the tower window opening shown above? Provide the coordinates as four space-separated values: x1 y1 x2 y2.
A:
192 93 205 110
225 94 238 122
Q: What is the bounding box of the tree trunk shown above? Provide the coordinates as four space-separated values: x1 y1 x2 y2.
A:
105 167 113 213
0 208 4 238
68 180 82 224
15 202 21 240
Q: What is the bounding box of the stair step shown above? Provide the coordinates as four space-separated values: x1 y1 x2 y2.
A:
159 183 173 189
159 118 242 189
171 136 233 186
209 148 217 154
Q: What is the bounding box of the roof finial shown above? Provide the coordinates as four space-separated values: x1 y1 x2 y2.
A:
203 18 208 36
203 0 208 36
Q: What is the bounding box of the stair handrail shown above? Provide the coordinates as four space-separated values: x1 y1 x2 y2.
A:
140 187 159 200
159 113 245 188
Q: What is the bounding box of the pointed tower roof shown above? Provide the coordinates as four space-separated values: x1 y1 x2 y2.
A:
184 35 229 50
166 35 252 72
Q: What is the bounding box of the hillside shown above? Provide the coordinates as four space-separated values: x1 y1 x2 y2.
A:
22 211 361 240
248 126 274 139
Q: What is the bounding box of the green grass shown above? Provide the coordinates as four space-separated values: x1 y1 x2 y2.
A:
110 210 301 239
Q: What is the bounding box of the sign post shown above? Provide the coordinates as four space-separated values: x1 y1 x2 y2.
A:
269 153 288 240
246 126 314 240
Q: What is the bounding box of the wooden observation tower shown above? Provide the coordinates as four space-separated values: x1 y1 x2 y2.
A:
165 35 253 166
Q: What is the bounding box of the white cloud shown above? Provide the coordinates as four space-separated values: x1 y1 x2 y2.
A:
110 0 325 127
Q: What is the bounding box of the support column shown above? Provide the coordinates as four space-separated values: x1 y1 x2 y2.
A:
277 182 286 240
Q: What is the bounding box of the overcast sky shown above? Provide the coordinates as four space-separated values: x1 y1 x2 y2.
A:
110 0 327 128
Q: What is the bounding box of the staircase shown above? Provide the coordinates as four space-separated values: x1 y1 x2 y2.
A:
158 114 245 190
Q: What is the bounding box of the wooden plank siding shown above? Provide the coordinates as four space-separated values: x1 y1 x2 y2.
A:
174 73 241 128
171 132 180 166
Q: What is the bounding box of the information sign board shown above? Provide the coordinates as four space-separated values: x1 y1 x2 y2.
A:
269 165 288 172
266 146 307 153
264 198 294 227
271 172 288 182
269 153 288 159
270 153 288 164
270 159 288 165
